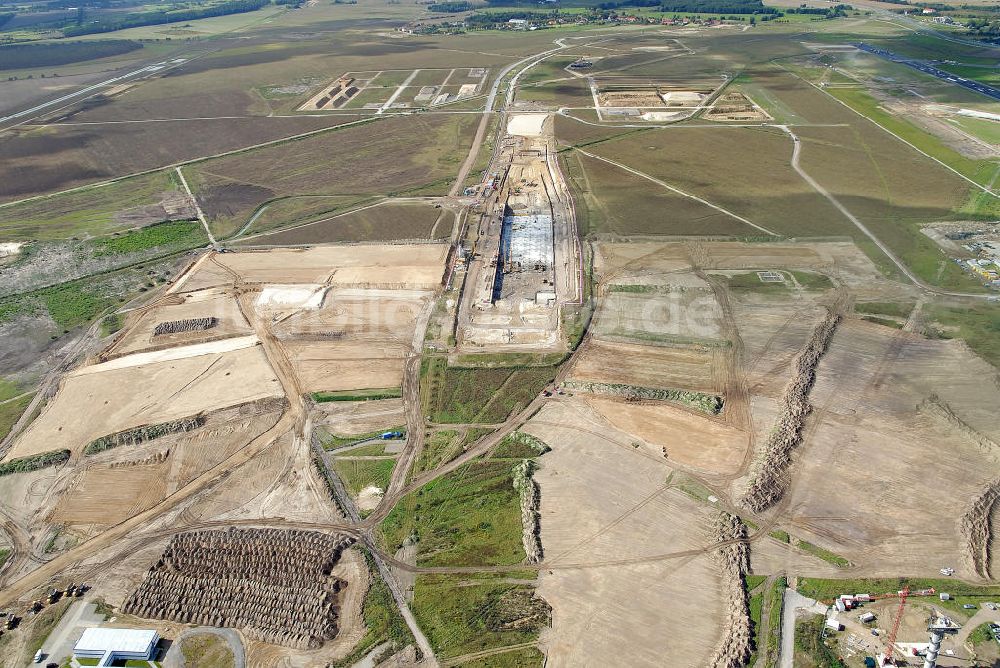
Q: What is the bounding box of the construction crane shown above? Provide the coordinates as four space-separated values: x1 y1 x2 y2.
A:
881 585 910 666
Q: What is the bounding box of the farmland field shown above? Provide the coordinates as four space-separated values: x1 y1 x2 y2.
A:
189 114 478 237
2 7 1000 668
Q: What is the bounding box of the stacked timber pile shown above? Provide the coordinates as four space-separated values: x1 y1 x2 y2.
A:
739 309 840 512
123 528 355 649
153 317 219 336
962 479 1000 578
708 513 752 668
512 460 543 563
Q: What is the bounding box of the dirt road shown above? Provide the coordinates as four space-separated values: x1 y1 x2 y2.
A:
780 124 992 299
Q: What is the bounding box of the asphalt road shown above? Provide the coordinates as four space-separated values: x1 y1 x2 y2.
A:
855 42 1000 101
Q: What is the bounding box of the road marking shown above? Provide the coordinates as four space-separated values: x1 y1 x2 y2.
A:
175 166 217 247
378 69 420 115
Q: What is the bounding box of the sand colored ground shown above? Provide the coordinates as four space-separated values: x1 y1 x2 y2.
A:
570 338 718 393
315 398 405 436
211 245 448 288
8 345 282 459
592 289 724 342
174 259 234 292
284 340 407 392
776 320 1000 577
585 395 748 475
735 301 830 399
507 114 548 137
77 335 259 375
113 287 251 356
275 290 430 342
524 401 725 668
594 241 882 289
49 463 169 526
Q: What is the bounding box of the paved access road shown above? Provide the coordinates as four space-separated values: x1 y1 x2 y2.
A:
855 42 1000 101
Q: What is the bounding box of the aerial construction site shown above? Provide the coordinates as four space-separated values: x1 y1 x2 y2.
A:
0 6 999 668
458 113 580 350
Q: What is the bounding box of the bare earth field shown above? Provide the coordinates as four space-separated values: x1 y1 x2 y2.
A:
777 320 1000 577
585 396 748 475
315 398 404 436
108 286 251 356
210 244 447 288
569 338 718 393
525 401 726 668
3 14 1000 668
9 343 281 459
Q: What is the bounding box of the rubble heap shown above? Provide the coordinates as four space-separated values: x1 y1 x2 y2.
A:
708 512 753 668
962 479 1000 578
739 309 840 512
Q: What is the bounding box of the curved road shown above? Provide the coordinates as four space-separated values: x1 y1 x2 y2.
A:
780 124 994 299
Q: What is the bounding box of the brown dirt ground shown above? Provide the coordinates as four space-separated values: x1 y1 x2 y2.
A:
314 398 405 436
524 400 726 667
585 395 748 476
7 344 282 459
112 287 250 356
211 245 448 288
591 289 725 343
570 339 718 393
772 319 1000 577
285 340 407 393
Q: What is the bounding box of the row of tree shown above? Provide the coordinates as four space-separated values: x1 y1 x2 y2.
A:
61 0 269 36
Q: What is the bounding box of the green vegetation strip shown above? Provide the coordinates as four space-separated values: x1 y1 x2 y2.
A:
93 220 205 257
492 432 551 459
380 460 526 567
421 357 555 424
84 416 205 455
562 381 723 415
798 577 1000 602
795 540 850 568
321 426 405 450
312 388 402 403
0 449 69 476
412 573 548 659
0 392 34 442
330 549 415 668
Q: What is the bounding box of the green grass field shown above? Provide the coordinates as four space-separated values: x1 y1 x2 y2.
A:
854 301 915 318
0 171 180 240
923 302 1000 367
0 392 34 442
421 357 555 424
412 574 548 659
331 458 396 497
330 549 415 668
825 87 998 188
952 116 1000 145
92 219 206 256
380 460 526 567
413 428 493 476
